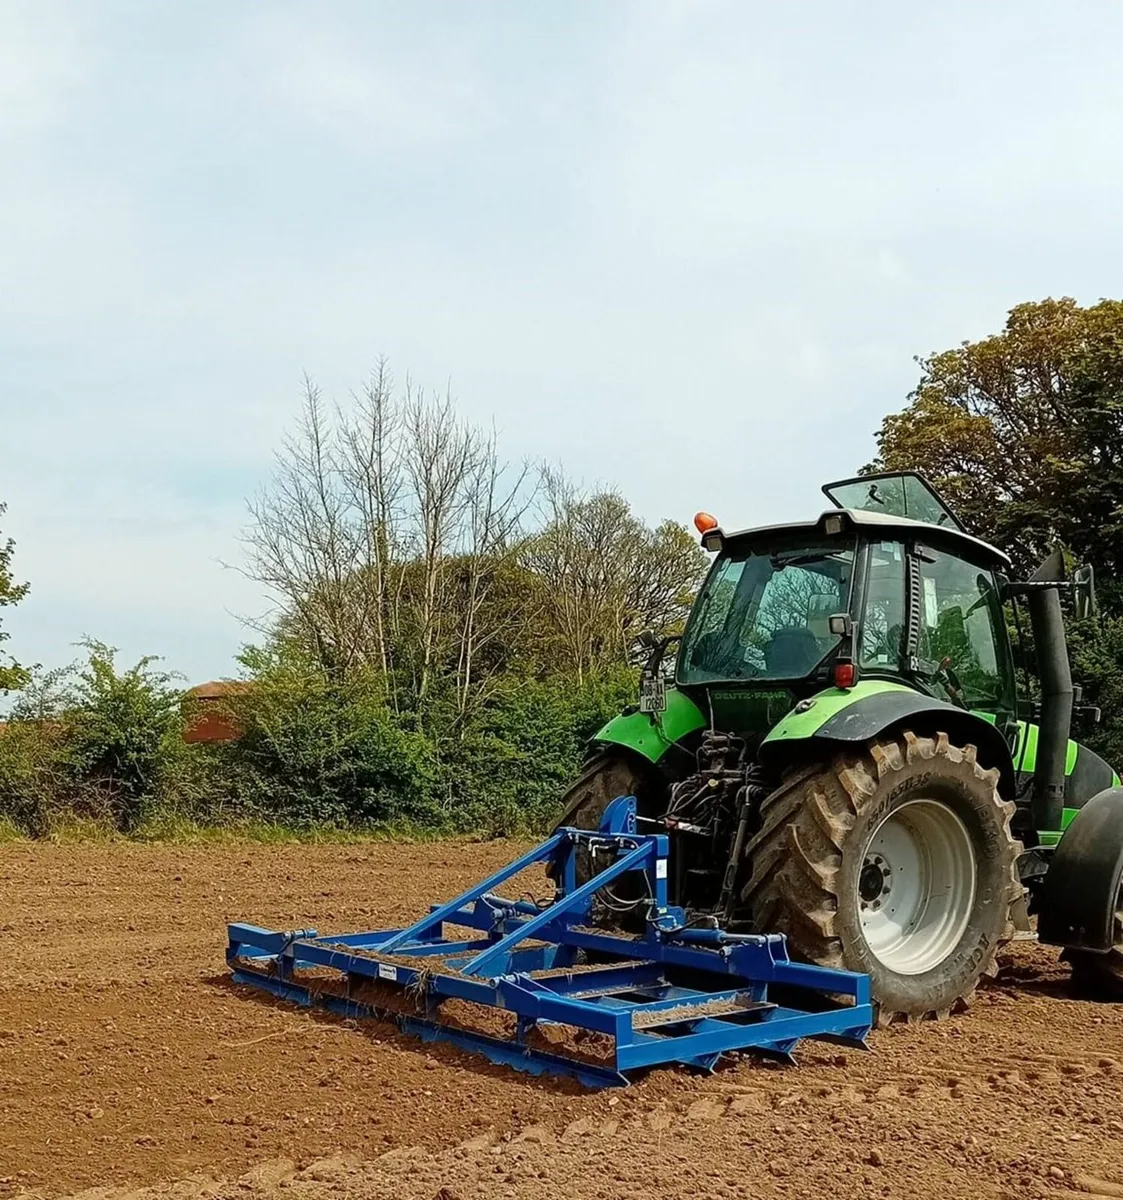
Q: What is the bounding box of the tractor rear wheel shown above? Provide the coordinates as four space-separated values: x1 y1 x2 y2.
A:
551 751 661 902
554 752 656 837
743 730 1022 1021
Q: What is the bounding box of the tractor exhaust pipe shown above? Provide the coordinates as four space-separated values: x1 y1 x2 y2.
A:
1026 549 1075 834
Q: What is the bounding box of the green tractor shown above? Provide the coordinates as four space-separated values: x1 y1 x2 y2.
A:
557 472 1123 1020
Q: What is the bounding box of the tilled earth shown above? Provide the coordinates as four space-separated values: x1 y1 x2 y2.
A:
2 841 1123 1200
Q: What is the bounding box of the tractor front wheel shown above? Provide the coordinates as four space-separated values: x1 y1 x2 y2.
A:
743 730 1022 1021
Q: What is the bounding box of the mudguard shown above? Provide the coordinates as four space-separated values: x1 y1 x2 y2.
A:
1038 786 1123 953
591 689 706 767
759 680 1017 795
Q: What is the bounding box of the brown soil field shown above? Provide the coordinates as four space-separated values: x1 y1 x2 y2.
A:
2 841 1123 1200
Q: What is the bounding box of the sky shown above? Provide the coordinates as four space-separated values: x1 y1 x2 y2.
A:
4 0 1123 686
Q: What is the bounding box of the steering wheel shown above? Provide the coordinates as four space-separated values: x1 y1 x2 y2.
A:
741 644 766 671
936 656 968 709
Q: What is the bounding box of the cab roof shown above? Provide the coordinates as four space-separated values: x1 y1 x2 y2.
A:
712 507 1012 569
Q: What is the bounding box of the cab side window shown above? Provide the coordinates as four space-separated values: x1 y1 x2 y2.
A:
861 541 907 670
916 548 1008 710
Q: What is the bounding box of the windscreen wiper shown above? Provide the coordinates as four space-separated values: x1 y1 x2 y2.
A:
769 551 839 568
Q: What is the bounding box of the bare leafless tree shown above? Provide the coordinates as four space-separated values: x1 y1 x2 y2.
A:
453 432 534 721
338 359 405 703
244 378 362 680
242 365 539 725
400 385 480 703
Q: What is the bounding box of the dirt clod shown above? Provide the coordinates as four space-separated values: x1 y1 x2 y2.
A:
238 1159 296 1189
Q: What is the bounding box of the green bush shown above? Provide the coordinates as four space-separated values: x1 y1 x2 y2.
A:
61 641 183 831
0 644 184 835
0 718 66 836
442 667 637 835
1067 615 1123 769
0 637 640 840
219 653 442 830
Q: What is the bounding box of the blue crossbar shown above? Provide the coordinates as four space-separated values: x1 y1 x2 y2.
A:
226 809 872 1087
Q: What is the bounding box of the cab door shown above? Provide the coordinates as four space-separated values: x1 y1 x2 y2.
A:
912 544 1017 738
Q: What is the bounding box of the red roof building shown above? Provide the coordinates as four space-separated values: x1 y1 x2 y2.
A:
182 680 252 743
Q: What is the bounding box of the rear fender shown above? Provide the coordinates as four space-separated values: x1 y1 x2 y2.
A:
759 680 1017 796
1038 786 1123 953
591 688 706 774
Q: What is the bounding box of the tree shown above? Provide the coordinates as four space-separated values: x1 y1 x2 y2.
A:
522 470 707 679
867 298 1123 771
0 502 29 692
245 365 707 702
243 364 535 723
869 298 1123 576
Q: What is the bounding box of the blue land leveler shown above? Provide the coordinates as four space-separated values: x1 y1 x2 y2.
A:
226 798 873 1088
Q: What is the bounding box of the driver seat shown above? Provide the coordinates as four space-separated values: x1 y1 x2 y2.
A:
765 626 822 676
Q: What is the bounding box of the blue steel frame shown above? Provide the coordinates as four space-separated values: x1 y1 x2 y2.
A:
227 801 872 1088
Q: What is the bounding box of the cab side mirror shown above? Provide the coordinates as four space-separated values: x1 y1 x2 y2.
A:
828 613 852 636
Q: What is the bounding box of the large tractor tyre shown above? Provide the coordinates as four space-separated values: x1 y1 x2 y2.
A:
552 751 662 886
555 751 655 834
743 730 1022 1022
551 753 665 935
1068 899 1123 998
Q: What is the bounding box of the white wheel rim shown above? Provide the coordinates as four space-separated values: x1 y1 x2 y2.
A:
857 798 976 976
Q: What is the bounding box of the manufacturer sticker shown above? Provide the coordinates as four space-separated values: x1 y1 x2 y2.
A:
655 858 668 879
923 576 938 629
377 963 397 982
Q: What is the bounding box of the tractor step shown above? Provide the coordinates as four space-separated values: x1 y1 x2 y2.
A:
226 799 873 1088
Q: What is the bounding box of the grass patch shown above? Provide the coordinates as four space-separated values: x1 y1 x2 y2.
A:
0 811 519 846
41 815 121 843
127 814 488 845
0 816 26 843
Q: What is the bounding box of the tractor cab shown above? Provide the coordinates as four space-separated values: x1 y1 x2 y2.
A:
674 472 1017 751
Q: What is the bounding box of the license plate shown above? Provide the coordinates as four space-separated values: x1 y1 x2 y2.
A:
638 673 666 714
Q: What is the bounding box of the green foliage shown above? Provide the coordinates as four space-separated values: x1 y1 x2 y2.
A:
61 641 183 832
215 648 442 829
0 718 65 837
870 297 1123 776
1066 616 1123 770
870 297 1123 577
441 667 638 836
0 502 30 692
0 616 642 839
206 648 635 836
0 643 184 835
